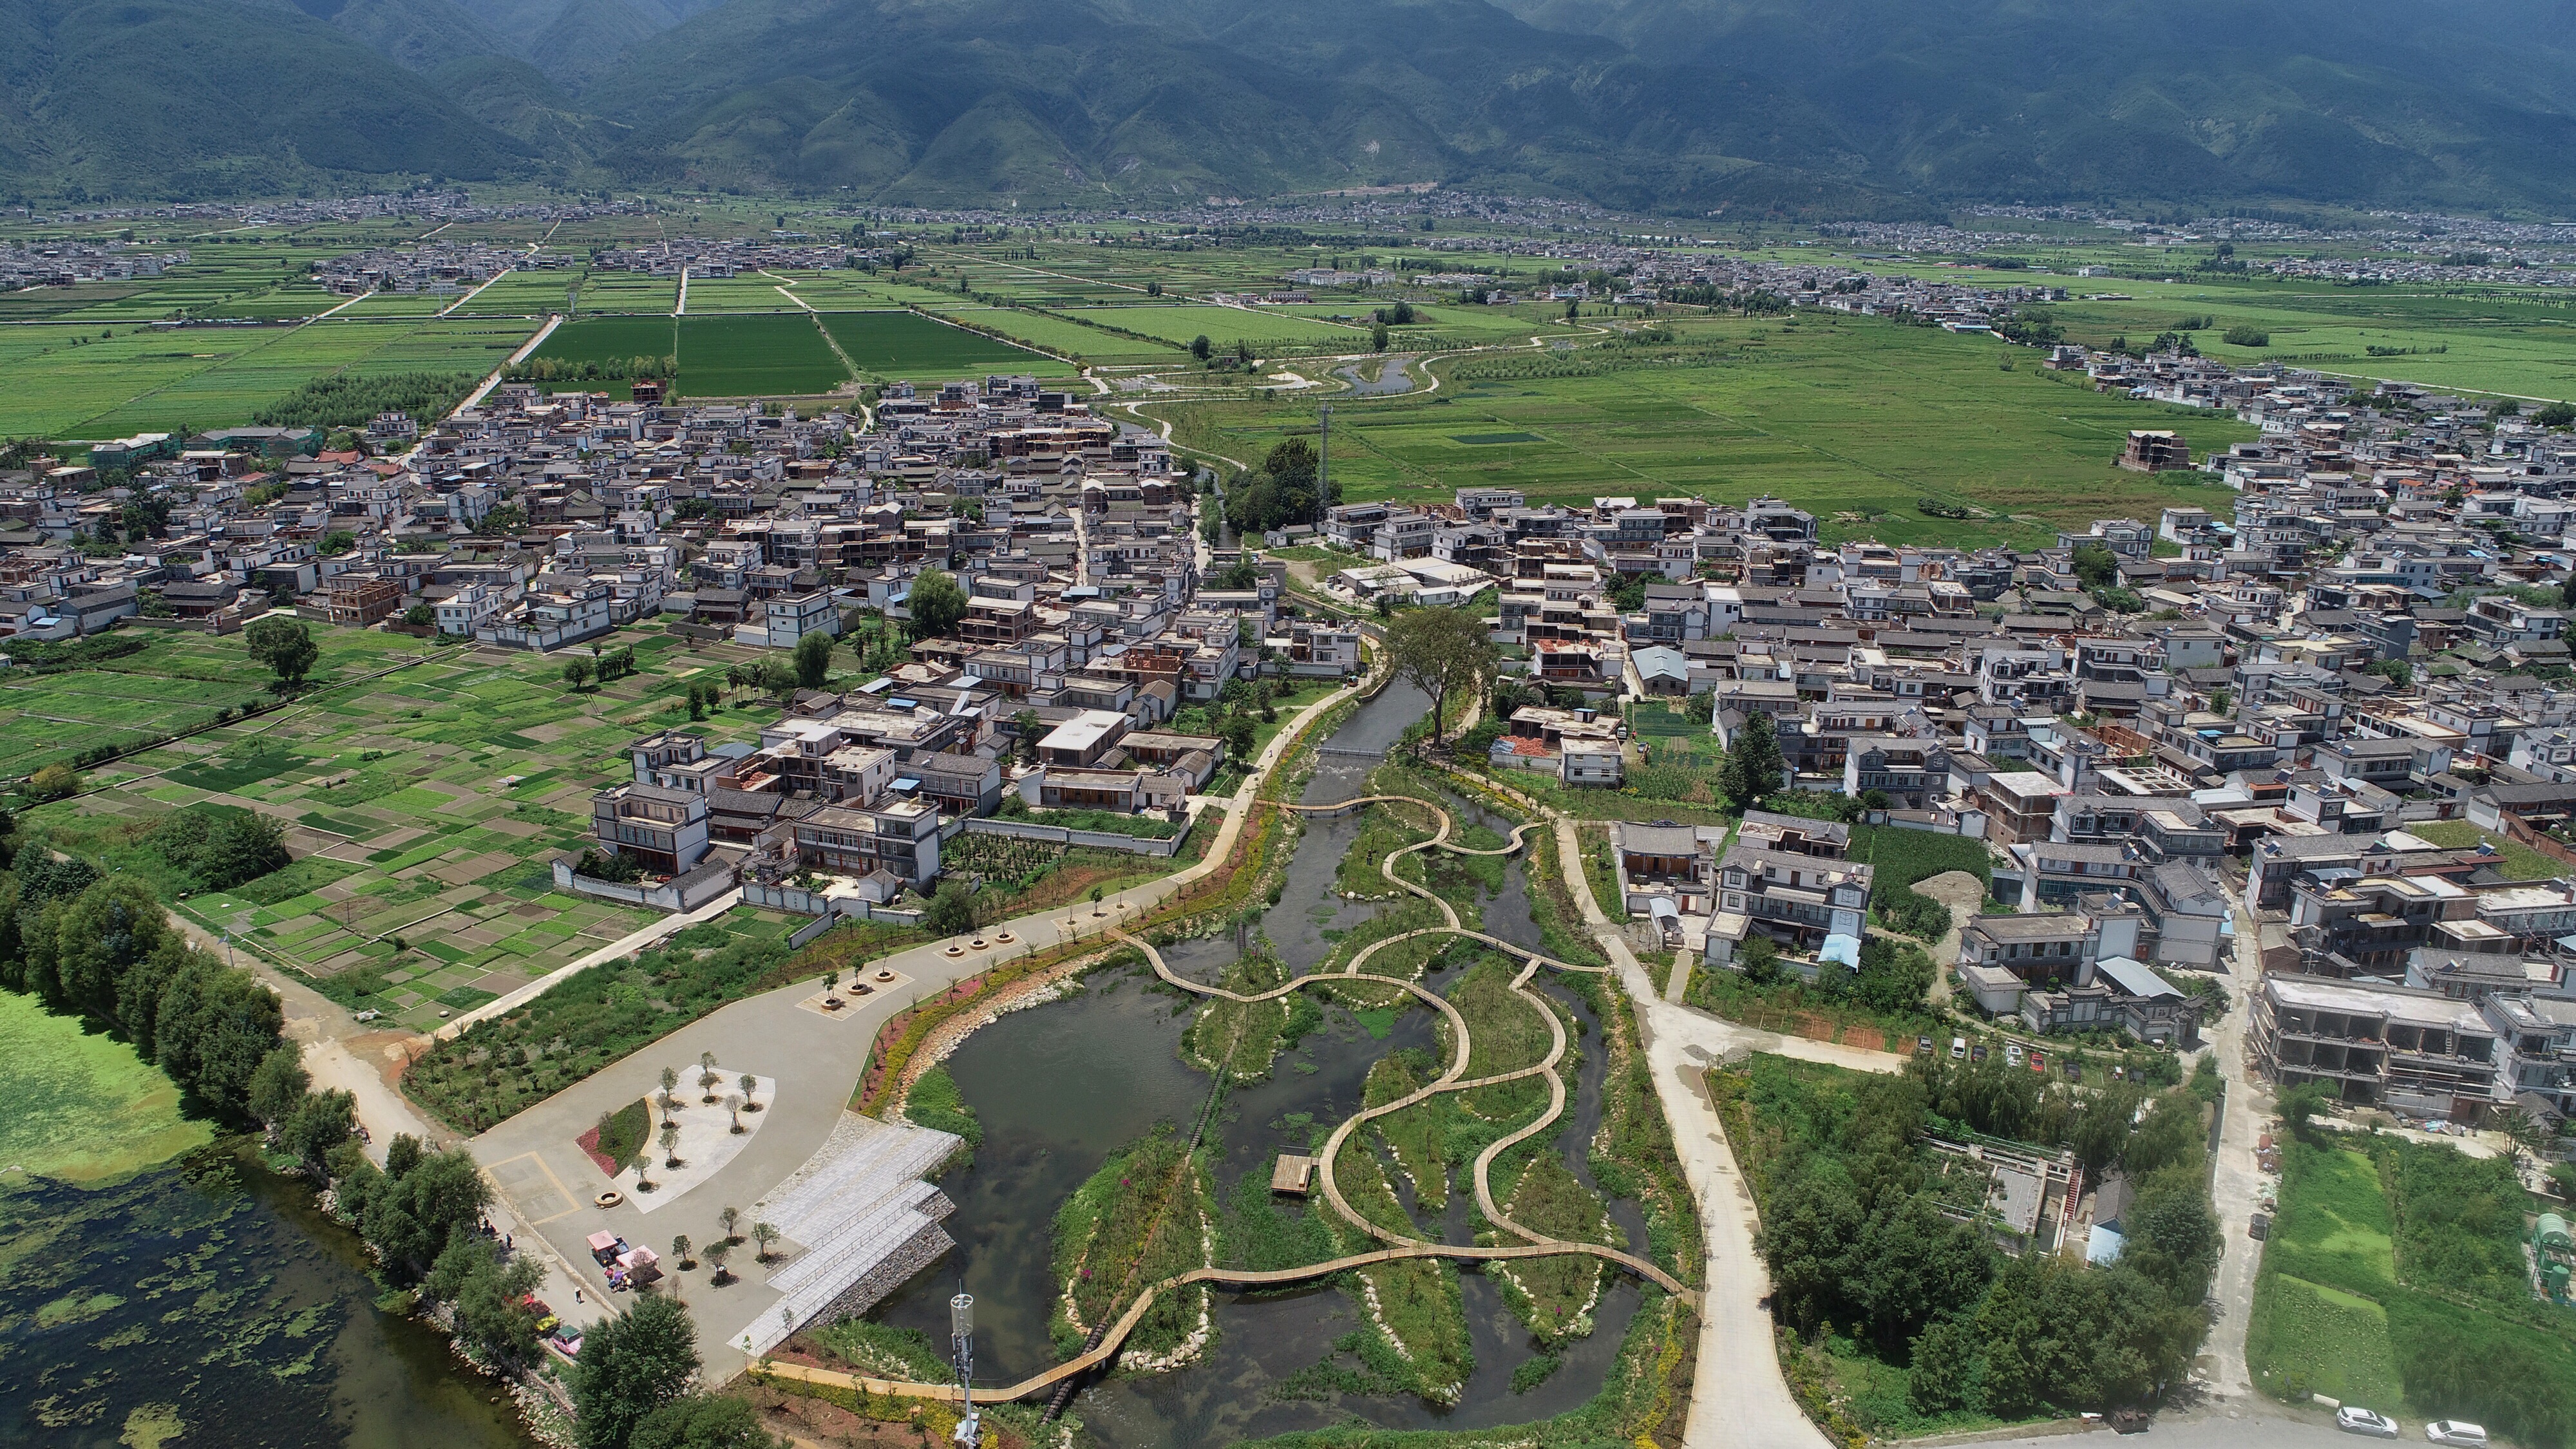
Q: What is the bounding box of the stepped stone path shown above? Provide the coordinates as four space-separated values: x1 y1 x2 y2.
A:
761 787 1692 1406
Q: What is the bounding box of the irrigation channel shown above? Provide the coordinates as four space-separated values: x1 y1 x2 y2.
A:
0 1143 540 1449
864 681 1678 1446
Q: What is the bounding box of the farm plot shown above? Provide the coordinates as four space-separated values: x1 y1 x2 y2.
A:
680 273 810 313
360 317 546 375
816 310 1056 379
0 283 147 320
68 321 417 438
524 315 678 396
574 272 679 314
1065 304 1364 350
1165 316 2251 543
0 327 279 436
333 291 458 318
451 269 582 316
677 313 850 396
927 305 1179 363
23 620 799 1032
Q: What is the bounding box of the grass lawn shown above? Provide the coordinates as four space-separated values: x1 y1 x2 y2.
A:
2251 1135 2576 1441
2400 820 2562 880
0 990 214 1182
2246 1272 2406 1408
18 621 815 1033
1159 314 2253 545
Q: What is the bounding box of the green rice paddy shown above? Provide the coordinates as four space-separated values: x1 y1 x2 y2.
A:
817 310 1054 378
0 317 540 440
1164 315 2251 544
931 305 1181 363
678 312 849 395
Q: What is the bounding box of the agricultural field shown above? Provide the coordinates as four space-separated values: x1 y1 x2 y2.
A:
66 320 426 439
451 269 581 316
524 315 679 397
17 245 346 322
774 271 971 310
333 290 456 318
1276 302 1553 339
574 272 679 314
1166 314 2251 544
932 305 1182 363
2249 1135 2576 1444
816 310 1056 379
677 313 849 396
1065 303 1364 350
16 620 820 1034
0 282 151 320
1753 248 2576 404
18 317 542 440
679 272 809 314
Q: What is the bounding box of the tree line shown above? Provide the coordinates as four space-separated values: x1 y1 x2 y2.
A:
504 354 680 386
254 372 479 430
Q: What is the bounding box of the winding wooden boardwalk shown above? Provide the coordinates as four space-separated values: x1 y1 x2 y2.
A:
765 783 1692 1406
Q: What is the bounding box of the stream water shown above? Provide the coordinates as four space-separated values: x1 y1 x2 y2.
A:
875 683 1645 1446
0 1142 539 1449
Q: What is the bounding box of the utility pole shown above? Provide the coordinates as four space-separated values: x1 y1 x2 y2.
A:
1318 403 1331 507
949 1292 980 1446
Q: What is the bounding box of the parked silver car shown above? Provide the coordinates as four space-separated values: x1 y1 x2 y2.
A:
2337 1406 2400 1438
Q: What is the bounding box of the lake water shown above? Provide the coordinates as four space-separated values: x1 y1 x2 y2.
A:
875 683 1644 1446
0 1142 538 1449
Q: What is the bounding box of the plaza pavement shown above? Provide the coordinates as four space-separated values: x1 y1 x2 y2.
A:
465 670 1378 1378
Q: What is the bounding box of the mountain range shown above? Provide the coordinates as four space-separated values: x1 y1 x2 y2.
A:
12 0 2576 215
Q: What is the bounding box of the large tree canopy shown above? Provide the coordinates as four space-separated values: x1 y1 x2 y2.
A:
1386 605 1500 748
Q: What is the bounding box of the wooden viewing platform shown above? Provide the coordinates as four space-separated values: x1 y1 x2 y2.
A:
1270 1153 1315 1194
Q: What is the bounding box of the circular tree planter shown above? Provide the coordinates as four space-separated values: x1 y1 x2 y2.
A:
594 1190 623 1208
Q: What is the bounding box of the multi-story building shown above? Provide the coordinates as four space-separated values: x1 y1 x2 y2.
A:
590 782 712 876
790 798 943 891
1705 845 1872 971
2251 976 2503 1121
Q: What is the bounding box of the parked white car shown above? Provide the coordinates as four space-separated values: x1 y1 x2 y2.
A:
2426 1423 2488 1446
2337 1406 2400 1437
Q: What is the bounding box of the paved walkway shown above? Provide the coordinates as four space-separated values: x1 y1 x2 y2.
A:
160 909 614 1338
438 887 744 1040
462 668 1383 1379
749 783 1694 1408
1544 816 1836 1449
2201 904 2270 1401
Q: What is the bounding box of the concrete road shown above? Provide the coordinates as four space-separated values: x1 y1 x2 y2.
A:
1968 1404 2391 1447
2201 898 2273 1401
1549 817 1833 1448
164 911 612 1335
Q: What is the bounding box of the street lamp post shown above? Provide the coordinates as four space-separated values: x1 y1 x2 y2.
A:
949 1292 979 1446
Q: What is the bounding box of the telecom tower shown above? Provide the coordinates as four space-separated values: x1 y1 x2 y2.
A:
950 1292 980 1446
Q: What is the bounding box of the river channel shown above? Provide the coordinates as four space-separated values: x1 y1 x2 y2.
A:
876 682 1645 1446
0 1143 539 1449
